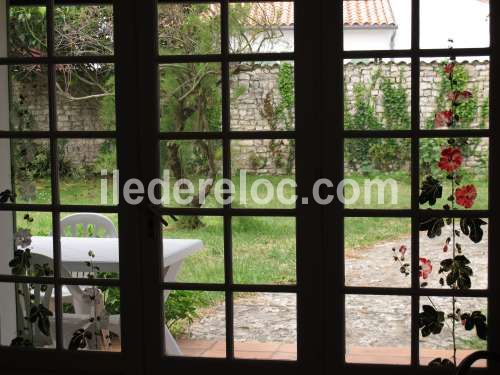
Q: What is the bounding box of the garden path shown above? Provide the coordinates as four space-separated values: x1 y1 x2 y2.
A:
183 227 488 350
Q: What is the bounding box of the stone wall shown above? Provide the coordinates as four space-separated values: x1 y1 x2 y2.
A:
230 63 294 175
343 60 490 129
11 79 106 169
13 60 490 175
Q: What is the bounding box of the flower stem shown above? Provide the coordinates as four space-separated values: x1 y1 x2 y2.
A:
451 163 457 366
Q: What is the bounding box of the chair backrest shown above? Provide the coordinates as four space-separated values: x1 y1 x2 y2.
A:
30 253 104 316
14 253 77 346
60 213 117 238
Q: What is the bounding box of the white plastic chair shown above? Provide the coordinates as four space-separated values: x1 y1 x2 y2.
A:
29 253 121 350
60 213 118 238
59 213 118 294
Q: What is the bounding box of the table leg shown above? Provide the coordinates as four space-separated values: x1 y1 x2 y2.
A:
163 261 184 356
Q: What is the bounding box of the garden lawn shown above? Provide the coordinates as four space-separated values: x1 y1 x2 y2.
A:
16 174 489 284
14 175 489 334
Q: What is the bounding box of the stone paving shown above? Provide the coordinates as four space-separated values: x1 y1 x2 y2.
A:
183 225 488 351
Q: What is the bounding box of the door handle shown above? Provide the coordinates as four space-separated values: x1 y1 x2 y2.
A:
146 204 177 228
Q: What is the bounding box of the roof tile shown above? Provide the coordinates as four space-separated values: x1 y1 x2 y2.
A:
344 0 396 27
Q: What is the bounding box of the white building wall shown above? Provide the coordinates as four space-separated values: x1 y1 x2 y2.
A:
0 0 17 345
344 29 395 51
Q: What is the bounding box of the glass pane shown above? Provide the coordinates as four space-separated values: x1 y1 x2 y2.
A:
419 218 488 290
419 297 487 367
62 285 121 352
346 294 411 365
158 3 221 55
230 61 295 131
4 138 52 204
165 290 225 358
345 217 411 288
344 138 411 209
162 216 224 284
55 64 115 131
344 0 411 51
419 138 488 210
233 217 296 285
234 292 297 360
0 211 53 277
420 58 489 130
159 63 222 132
58 139 117 206
159 140 223 208
229 2 294 54
54 5 114 56
0 282 55 348
420 0 489 49
231 139 296 209
59 213 119 280
9 65 49 131
7 6 47 57
344 58 411 130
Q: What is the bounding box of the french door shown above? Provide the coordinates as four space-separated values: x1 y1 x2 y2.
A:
324 0 500 374
136 1 321 374
0 1 499 375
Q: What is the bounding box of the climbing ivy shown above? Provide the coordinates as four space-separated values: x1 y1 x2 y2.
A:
344 64 410 173
263 62 296 175
380 69 411 130
343 62 487 176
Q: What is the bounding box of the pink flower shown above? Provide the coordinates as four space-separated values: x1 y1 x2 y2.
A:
448 91 473 104
455 185 477 209
434 110 453 128
399 245 407 255
438 147 463 173
399 245 407 259
444 63 456 77
419 258 433 279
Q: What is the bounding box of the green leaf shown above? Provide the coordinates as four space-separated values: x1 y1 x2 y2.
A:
460 218 487 243
9 249 32 275
68 328 92 350
420 217 445 238
419 176 443 206
428 358 455 368
29 304 53 336
441 256 473 290
418 305 445 337
0 189 15 203
460 311 487 340
10 337 34 348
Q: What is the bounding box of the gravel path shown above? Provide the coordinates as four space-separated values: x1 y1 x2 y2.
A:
184 224 488 350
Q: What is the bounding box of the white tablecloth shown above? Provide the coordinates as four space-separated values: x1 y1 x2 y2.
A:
30 236 204 273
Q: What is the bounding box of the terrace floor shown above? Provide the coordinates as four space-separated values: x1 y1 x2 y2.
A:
176 340 483 366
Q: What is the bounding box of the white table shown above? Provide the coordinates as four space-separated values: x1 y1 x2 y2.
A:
30 236 204 355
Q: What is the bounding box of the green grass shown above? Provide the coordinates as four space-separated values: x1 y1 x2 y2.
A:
15 174 489 285
11 173 489 336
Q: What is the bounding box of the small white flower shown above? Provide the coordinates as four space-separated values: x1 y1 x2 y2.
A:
15 229 32 248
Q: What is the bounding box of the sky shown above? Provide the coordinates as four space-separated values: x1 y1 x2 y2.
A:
391 0 490 50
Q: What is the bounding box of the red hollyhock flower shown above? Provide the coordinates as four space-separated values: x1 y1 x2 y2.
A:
455 185 477 209
399 245 407 259
434 110 453 128
448 90 473 104
444 63 456 77
419 258 433 279
438 147 463 173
